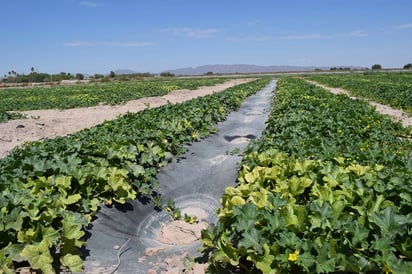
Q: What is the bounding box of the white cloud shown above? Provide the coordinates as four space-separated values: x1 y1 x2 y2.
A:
279 34 330 40
80 1 100 8
395 23 412 30
290 57 312 65
349 30 368 37
158 28 220 38
64 41 153 47
226 35 272 41
280 30 367 41
64 41 93 47
246 20 261 27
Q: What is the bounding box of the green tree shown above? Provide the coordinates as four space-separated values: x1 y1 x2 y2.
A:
30 67 36 82
404 63 412 69
75 73 84 80
160 72 174 77
371 64 382 70
110 71 116 78
11 70 17 83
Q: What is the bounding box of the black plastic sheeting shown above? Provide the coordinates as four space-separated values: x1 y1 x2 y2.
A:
82 80 277 273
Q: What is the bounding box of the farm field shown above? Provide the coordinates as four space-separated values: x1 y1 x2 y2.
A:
1 73 412 273
307 72 412 115
0 77 232 123
0 78 253 158
0 77 270 273
202 77 412 273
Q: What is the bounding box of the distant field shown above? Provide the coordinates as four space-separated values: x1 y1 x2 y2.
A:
307 72 412 114
0 77 230 122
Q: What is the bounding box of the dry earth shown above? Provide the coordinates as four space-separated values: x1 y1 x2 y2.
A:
306 80 412 128
0 78 254 158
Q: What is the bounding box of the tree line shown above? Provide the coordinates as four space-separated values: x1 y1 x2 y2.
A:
2 68 85 83
1 68 171 84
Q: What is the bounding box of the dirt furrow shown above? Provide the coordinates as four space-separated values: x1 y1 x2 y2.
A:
0 78 254 158
306 80 412 128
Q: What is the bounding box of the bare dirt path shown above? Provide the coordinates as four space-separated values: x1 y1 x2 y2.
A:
306 80 412 128
0 78 254 158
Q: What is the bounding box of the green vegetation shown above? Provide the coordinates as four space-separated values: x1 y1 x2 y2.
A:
2 71 81 84
0 112 26 124
308 72 412 115
160 72 175 77
0 78 270 273
0 77 229 123
201 78 412 273
371 64 382 70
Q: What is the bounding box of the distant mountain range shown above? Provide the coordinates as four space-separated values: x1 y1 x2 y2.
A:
114 69 139 75
114 64 365 76
163 64 323 75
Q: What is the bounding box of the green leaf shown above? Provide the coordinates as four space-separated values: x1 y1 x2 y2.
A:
348 164 370 176
239 228 265 253
61 211 87 243
249 189 268 208
232 204 258 232
309 202 333 230
369 194 385 214
127 163 145 177
315 245 336 273
40 226 60 246
216 233 239 266
265 211 286 233
231 196 246 206
3 243 25 263
60 253 83 272
369 207 403 235
250 243 275 273
200 226 215 248
20 240 54 273
283 204 299 228
62 221 85 242
4 207 27 231
17 228 36 244
54 175 72 189
244 169 259 184
61 193 82 205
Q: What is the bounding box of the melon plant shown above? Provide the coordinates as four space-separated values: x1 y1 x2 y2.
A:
0 78 271 273
202 77 412 273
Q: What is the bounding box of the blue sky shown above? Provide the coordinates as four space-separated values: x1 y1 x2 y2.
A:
1 0 411 75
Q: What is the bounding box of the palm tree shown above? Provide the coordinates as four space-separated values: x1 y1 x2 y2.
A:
11 70 17 83
30 67 37 82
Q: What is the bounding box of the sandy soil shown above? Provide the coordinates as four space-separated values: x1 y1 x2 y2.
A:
0 78 254 158
137 206 210 273
306 80 412 128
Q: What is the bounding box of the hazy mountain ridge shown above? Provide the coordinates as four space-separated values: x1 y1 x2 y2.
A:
164 64 323 75
114 64 365 76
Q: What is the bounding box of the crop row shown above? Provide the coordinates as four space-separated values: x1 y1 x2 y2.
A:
0 112 26 124
201 77 412 273
308 72 412 115
0 78 270 273
0 77 230 123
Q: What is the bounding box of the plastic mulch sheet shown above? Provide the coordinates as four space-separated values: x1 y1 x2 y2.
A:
82 80 277 273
